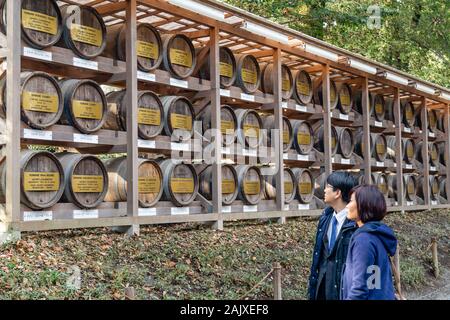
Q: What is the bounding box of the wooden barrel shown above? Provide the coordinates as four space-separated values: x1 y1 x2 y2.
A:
104 157 163 208
158 159 198 207
292 70 313 105
313 124 338 156
261 115 293 152
428 109 438 132
0 150 65 210
55 153 108 209
161 33 196 79
372 172 388 197
415 141 439 167
199 164 238 205
353 92 385 121
235 108 263 149
316 79 338 110
439 176 447 202
264 168 297 204
0 71 63 129
104 90 164 139
0 0 63 49
59 79 107 134
387 174 416 202
235 165 263 205
58 4 107 59
337 83 353 114
198 46 237 88
437 114 446 133
260 63 294 100
314 172 327 201
437 142 446 165
417 175 440 201
291 168 315 204
402 101 416 128
160 96 195 142
355 131 387 161
105 23 163 72
386 137 415 164
291 120 314 155
357 173 373 185
336 127 354 159
198 105 237 146
235 54 261 94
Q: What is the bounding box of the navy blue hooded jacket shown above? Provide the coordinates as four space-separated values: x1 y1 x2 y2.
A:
341 221 397 300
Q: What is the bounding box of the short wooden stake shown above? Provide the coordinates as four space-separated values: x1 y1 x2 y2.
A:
431 238 439 278
125 287 136 300
273 262 282 300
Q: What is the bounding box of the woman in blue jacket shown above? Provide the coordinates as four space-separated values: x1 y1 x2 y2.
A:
342 185 397 300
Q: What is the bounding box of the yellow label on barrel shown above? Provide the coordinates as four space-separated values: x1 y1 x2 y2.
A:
432 182 439 195
23 172 60 192
220 62 233 78
405 108 413 121
407 183 414 195
376 143 385 155
71 24 102 47
375 103 384 115
221 120 235 134
22 91 58 113
331 137 337 148
241 68 257 84
297 132 311 145
136 40 159 59
138 177 161 194
378 183 387 194
170 48 192 68
222 179 236 194
297 81 310 96
330 88 336 103
407 145 414 158
22 9 58 35
170 113 192 131
282 78 291 92
73 100 103 120
243 124 260 138
72 175 104 193
244 180 260 195
283 131 290 144
284 182 293 194
431 148 438 161
299 182 312 195
138 108 161 126
171 178 194 194
340 93 351 106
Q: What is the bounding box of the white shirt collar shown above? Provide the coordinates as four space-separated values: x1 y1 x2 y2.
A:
333 207 348 226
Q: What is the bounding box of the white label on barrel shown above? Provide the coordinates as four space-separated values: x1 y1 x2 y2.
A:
23 129 53 141
171 207 190 215
73 210 99 220
23 211 52 222
431 200 438 205
341 158 351 164
376 161 384 167
406 201 413 206
170 78 188 89
284 204 290 211
429 132 435 137
220 89 231 97
222 147 231 155
332 157 337 163
374 121 383 127
296 105 307 112
23 47 52 62
339 113 349 120
281 102 288 109
73 57 98 71
404 127 411 133
297 155 308 161
137 71 156 82
406 164 413 169
430 166 436 171
171 143 190 151
138 139 156 149
283 153 288 160
298 204 310 210
243 205 257 212
73 133 98 144
222 206 232 213
139 208 157 216
243 149 257 157
394 163 397 167
241 93 255 102
394 201 398 206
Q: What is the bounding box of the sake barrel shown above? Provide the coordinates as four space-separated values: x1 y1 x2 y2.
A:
437 115 446 133
437 142 446 165
235 109 263 149
199 105 237 146
0 0 63 49
158 159 199 207
357 173 374 185
260 63 294 100
428 109 438 132
264 168 297 204
336 127 354 159
415 141 439 167
313 124 338 156
386 136 415 164
161 33 196 79
261 115 293 152
387 174 416 202
104 22 163 72
402 101 416 128
355 131 387 161
417 175 440 201
316 79 338 110
198 165 238 205
235 165 263 205
353 92 385 121
160 96 195 142
0 71 63 129
439 176 447 202
291 168 315 204
58 4 107 59
59 79 107 134
104 90 164 139
337 83 353 114
372 172 388 197
354 129 372 158
313 172 326 201
0 150 65 210
235 54 261 94
104 157 163 208
198 46 237 88
291 120 314 155
292 70 313 105
55 153 108 209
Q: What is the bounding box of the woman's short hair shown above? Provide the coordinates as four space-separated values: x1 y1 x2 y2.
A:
350 185 387 222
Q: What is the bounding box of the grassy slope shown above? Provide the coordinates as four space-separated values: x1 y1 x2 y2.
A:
0 210 448 300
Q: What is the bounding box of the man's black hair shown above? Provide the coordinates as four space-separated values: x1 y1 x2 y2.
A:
326 171 358 203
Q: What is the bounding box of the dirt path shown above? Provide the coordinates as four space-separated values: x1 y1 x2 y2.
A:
405 267 450 300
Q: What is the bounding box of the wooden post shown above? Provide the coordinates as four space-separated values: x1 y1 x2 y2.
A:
394 88 404 207
209 26 223 230
445 105 450 203
322 65 332 176
392 243 403 299
421 98 430 207
361 77 371 184
431 238 439 278
273 262 282 300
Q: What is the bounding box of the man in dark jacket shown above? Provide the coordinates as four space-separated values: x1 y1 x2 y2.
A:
307 171 358 300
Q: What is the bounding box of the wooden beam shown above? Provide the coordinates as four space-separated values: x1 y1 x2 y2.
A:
322 65 332 176
445 104 450 203
421 98 430 207
96 1 127 16
361 77 371 184
394 87 404 207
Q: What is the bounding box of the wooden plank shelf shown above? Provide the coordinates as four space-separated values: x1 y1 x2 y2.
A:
136 69 211 93
332 154 357 167
283 151 316 164
220 87 274 107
